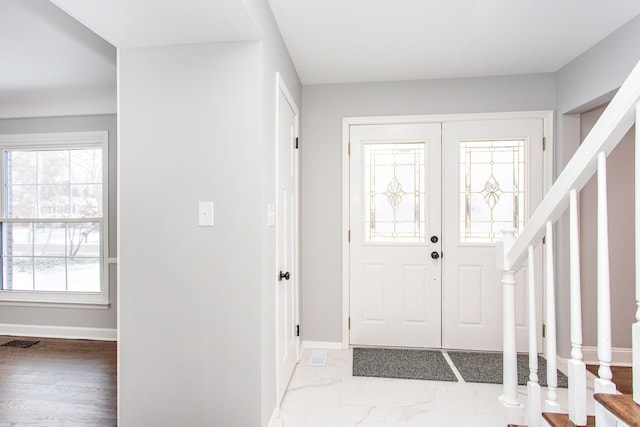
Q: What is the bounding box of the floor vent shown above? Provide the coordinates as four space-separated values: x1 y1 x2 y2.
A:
309 350 328 366
1 340 40 348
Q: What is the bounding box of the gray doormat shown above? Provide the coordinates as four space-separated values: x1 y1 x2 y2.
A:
353 347 457 382
447 351 568 387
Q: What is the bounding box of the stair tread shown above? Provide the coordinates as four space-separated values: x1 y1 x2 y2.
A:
594 393 640 427
541 412 595 427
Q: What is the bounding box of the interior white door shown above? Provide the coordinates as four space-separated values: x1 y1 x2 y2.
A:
349 123 442 348
276 81 298 403
442 119 544 351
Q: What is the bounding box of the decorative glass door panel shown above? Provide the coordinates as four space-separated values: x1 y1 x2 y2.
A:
364 142 425 243
459 139 526 243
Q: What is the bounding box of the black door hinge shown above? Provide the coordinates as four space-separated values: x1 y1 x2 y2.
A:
296 324 300 337
295 137 299 149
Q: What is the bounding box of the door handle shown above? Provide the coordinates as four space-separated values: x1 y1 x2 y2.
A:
430 251 440 260
279 271 290 281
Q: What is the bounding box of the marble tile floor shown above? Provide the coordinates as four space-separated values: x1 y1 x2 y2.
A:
275 348 598 427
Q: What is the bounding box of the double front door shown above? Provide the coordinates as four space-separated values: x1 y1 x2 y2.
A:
349 119 543 351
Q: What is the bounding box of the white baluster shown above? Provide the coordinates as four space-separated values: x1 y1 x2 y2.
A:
544 220 560 412
595 151 617 427
497 229 523 424
568 189 587 425
527 245 541 427
634 101 640 405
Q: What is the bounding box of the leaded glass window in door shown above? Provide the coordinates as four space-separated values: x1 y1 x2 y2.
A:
459 139 526 243
364 142 425 243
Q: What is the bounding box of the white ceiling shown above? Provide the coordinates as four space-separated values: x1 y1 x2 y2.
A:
0 0 115 92
49 0 260 48
3 0 640 94
268 0 640 84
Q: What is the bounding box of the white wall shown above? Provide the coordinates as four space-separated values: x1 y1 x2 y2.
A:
579 104 635 349
118 42 264 426
0 114 117 332
554 14 640 358
300 73 556 343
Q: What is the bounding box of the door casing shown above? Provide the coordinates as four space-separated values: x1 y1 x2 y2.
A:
341 111 554 350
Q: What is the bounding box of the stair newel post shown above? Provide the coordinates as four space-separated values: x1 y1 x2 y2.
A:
595 151 617 427
568 189 587 425
634 101 640 405
497 229 524 423
527 244 541 427
544 220 560 412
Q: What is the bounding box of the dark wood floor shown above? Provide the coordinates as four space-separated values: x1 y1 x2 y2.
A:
0 336 116 426
587 364 633 395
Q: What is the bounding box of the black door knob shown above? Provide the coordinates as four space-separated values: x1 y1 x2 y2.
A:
430 251 440 260
279 271 290 281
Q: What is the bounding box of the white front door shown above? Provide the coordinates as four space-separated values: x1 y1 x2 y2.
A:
276 78 298 403
349 123 442 348
442 119 544 351
348 118 544 351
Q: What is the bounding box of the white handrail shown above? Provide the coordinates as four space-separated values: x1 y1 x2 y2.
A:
505 60 640 271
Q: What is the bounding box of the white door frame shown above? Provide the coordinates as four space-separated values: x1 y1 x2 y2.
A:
341 111 554 349
275 72 300 404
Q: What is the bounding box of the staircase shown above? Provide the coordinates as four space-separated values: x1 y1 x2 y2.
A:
497 58 640 427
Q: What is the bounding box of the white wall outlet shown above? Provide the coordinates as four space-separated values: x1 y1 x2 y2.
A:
198 202 214 227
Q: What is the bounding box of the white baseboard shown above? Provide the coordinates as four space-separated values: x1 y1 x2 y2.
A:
0 323 116 341
301 340 343 353
581 346 632 366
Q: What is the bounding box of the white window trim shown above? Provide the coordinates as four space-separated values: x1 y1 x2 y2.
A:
0 131 110 308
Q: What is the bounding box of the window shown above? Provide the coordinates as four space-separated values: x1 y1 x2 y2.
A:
364 142 426 243
459 139 527 243
0 132 109 306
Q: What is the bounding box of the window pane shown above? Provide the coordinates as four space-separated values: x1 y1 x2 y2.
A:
38 184 70 217
67 222 100 258
70 149 102 184
2 257 34 291
67 258 100 292
34 257 66 292
8 151 37 184
4 223 33 256
8 185 37 218
364 142 425 243
459 139 526 243
6 149 103 220
34 223 66 257
38 151 69 184
71 184 102 217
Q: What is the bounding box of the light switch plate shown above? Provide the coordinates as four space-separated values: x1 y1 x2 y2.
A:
198 202 214 227
267 203 275 227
